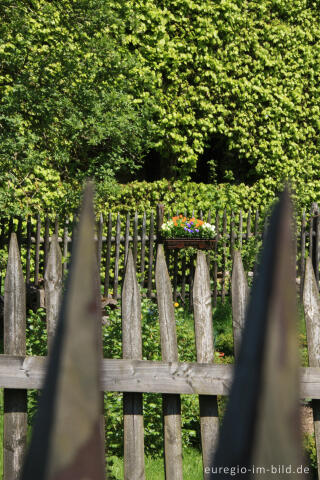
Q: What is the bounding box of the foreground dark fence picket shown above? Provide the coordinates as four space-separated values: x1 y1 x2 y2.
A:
0 187 320 479
0 203 320 309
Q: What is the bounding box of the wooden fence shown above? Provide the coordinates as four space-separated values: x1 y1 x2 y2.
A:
1 202 320 308
0 187 319 479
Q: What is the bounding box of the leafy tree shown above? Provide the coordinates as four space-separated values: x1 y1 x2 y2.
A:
0 0 151 192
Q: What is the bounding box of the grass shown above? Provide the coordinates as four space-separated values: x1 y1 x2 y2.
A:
108 448 203 479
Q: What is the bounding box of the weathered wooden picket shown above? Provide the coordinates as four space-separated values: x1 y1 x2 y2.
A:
0 186 319 479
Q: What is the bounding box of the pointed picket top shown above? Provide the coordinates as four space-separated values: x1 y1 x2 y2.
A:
213 190 305 477
122 249 142 360
4 233 26 355
193 251 214 363
155 244 178 362
22 182 105 480
44 234 63 351
231 250 249 359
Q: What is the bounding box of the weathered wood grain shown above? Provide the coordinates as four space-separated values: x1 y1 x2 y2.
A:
0 353 304 393
193 252 219 479
213 213 219 307
156 244 183 480
4 233 27 480
230 210 235 260
300 209 306 298
133 211 138 265
254 209 259 237
44 216 50 271
221 210 227 303
246 210 251 240
122 249 145 480
113 213 121 299
238 210 243 250
147 212 154 297
140 212 146 288
35 214 41 286
314 203 320 287
303 256 320 477
21 183 105 480
97 213 103 275
1 356 320 397
26 217 32 286
62 217 69 277
214 191 306 478
44 235 63 351
231 251 249 359
104 212 112 296
124 212 130 266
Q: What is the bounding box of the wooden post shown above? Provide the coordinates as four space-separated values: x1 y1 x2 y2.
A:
303 256 320 479
104 213 112 297
140 212 147 288
44 234 62 352
254 209 259 237
230 210 235 260
122 250 145 480
4 233 27 480
221 210 227 303
231 251 249 359
133 211 138 266
214 191 304 476
97 213 103 277
156 204 165 244
193 252 219 479
124 213 130 267
156 245 183 480
312 203 319 288
147 212 154 297
238 210 243 250
113 213 121 299
300 209 306 299
35 214 41 286
54 215 59 236
21 183 105 480
26 217 32 286
62 218 69 277
44 216 50 272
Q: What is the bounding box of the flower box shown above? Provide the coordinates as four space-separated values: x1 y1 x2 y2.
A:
161 215 216 249
163 238 216 250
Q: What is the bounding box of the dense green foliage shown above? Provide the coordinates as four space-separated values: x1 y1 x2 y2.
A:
2 0 320 214
120 0 320 186
0 0 151 210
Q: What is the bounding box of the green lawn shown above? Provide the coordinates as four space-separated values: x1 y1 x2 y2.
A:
107 448 203 479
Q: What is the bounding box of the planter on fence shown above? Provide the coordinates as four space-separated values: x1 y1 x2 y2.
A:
163 238 216 249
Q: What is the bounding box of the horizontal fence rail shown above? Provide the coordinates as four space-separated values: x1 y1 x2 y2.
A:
0 356 320 398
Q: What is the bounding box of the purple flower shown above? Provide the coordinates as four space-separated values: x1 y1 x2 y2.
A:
186 223 190 227
184 227 188 231
195 229 199 232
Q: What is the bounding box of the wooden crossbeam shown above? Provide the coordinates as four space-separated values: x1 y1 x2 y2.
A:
0 355 320 398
